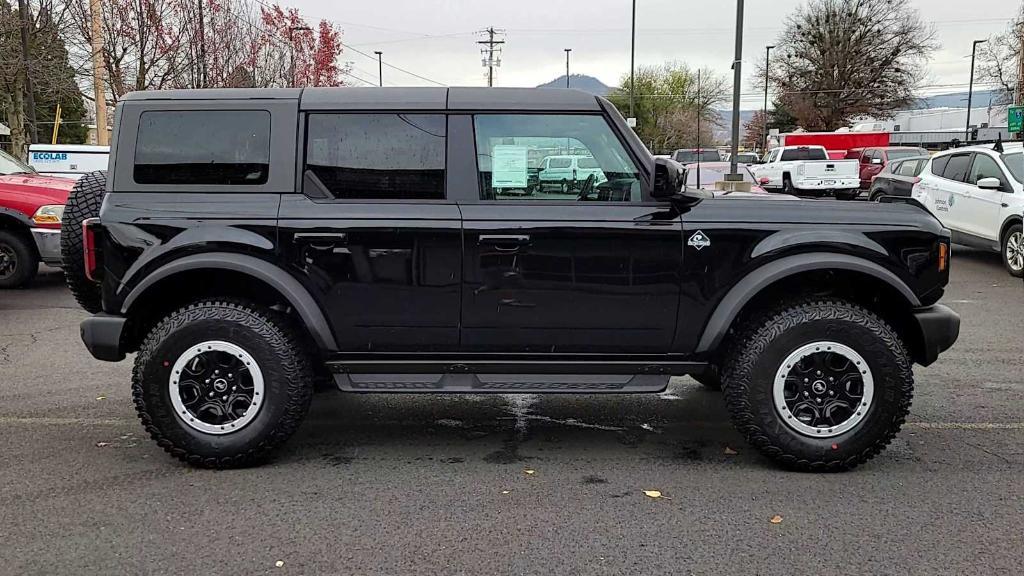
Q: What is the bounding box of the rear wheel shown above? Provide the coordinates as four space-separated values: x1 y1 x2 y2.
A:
133 300 315 468
721 298 913 471
870 189 886 202
61 171 107 312
835 189 859 201
0 229 38 288
1002 223 1023 278
782 175 795 195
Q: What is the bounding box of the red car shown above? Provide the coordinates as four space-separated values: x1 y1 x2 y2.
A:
845 146 928 190
0 149 75 288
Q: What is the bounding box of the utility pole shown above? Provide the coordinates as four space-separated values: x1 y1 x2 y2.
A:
762 45 774 154
696 69 702 190
966 39 986 142
374 51 383 86
89 0 108 146
564 48 572 88
289 26 312 88
629 0 636 118
727 0 744 180
197 0 207 88
17 0 37 144
477 27 505 87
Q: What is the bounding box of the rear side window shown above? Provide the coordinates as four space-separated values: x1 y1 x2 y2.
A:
304 114 446 200
896 160 921 176
780 147 827 161
941 154 972 182
134 111 270 185
930 155 950 176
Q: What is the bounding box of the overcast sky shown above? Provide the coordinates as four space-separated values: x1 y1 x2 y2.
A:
286 0 1018 108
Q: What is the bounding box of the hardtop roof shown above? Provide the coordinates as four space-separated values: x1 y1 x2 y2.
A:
118 85 598 111
121 87 603 112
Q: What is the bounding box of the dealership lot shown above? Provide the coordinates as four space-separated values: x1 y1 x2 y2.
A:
1 248 1022 575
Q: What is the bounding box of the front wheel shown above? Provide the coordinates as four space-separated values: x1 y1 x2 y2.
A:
133 300 315 468
0 229 38 288
1002 223 1023 278
721 298 913 471
782 175 795 195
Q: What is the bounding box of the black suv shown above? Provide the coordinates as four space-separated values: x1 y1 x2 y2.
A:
62 87 960 470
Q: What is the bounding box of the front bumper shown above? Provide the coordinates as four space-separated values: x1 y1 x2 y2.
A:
80 313 127 362
911 304 960 366
30 228 62 266
797 177 861 191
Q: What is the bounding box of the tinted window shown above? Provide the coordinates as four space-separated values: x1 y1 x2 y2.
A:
896 160 920 176
930 155 950 176
474 114 641 202
1002 152 1023 184
549 157 572 169
887 149 927 161
134 111 270 185
685 165 755 187
674 150 721 163
967 154 1007 187
780 147 827 161
305 114 445 200
941 154 972 182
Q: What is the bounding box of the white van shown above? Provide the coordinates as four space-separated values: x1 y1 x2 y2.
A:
537 155 607 192
28 144 110 180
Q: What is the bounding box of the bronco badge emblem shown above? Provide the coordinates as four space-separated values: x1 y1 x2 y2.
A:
688 230 711 251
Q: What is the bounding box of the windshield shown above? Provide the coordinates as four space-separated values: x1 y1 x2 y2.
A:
0 149 33 175
887 149 927 161
780 147 827 161
686 166 755 187
675 150 721 163
1003 152 1023 184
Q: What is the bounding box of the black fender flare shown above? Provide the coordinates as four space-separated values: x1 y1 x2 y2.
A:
1000 214 1022 242
695 252 921 353
121 253 338 351
0 207 34 229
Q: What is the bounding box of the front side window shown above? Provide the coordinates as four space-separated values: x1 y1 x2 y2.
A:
134 110 270 185
474 114 641 202
967 153 1008 188
305 113 446 200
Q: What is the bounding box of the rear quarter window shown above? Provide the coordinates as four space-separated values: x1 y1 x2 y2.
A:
134 110 271 185
930 155 950 177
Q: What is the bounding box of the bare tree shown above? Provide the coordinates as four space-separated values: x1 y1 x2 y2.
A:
978 2 1022 107
768 0 937 131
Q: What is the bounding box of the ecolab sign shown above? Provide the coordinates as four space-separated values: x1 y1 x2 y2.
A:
31 152 69 162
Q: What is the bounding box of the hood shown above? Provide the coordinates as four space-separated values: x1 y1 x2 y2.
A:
0 173 74 204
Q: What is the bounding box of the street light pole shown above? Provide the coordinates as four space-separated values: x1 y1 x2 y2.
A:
966 39 987 142
762 45 774 154
565 49 572 88
727 0 745 179
629 0 636 118
289 25 312 88
374 51 383 86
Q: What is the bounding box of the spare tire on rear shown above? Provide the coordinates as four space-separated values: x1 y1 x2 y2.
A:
61 170 107 313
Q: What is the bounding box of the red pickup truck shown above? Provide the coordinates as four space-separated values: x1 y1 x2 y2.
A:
0 149 75 288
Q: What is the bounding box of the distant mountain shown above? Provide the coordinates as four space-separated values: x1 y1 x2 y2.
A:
911 89 1010 109
537 74 611 96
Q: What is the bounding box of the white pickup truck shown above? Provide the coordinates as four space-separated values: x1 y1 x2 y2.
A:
755 145 861 199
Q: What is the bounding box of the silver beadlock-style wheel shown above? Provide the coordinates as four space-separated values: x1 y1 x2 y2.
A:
773 341 874 438
1005 230 1023 274
169 340 265 435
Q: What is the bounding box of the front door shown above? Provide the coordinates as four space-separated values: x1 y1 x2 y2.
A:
962 152 1010 241
458 113 683 354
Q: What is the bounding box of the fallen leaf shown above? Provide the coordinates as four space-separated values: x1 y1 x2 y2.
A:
643 490 663 498
275 560 285 568
524 469 535 475
96 396 106 401
770 515 783 524
724 447 738 455
95 442 109 447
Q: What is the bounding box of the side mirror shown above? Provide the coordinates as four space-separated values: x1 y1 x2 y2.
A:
977 177 1002 190
652 156 684 198
871 158 883 165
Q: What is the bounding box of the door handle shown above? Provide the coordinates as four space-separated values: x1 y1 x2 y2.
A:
499 298 536 308
294 232 348 247
479 234 531 250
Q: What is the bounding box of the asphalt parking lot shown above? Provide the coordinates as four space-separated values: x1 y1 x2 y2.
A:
1 248 1022 576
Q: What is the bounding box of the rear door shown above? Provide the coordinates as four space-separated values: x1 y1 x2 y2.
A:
279 111 462 352
456 113 683 354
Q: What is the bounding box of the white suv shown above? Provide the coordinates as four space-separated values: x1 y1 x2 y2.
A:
915 144 1024 277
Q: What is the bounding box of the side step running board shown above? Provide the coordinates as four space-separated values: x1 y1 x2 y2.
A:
333 373 673 393
325 359 706 376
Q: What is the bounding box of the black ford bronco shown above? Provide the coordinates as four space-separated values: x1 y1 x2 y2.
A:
63 87 960 470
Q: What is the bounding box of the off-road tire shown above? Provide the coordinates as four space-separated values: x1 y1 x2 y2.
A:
132 300 315 468
1001 223 1023 278
721 298 913 471
0 229 38 288
61 170 106 312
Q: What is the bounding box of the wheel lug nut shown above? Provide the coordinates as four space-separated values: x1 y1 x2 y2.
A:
232 386 237 391
221 395 228 401
803 391 809 397
208 392 214 397
205 379 210 383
